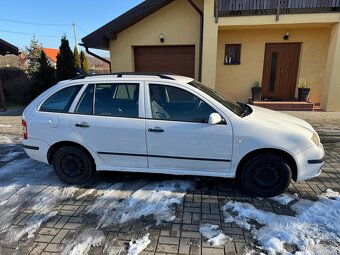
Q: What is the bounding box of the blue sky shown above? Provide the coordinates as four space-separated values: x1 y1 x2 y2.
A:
0 0 143 56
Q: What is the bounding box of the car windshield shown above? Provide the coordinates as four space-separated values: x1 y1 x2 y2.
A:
188 80 245 117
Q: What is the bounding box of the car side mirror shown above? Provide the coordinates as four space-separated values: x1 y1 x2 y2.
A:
208 113 223 125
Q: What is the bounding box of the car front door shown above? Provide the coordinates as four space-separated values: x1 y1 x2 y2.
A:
145 82 233 175
67 82 147 169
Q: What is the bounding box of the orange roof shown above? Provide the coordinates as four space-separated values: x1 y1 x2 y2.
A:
42 48 60 63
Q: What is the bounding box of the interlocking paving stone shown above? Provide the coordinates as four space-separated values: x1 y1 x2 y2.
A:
29 243 48 255
1 111 340 254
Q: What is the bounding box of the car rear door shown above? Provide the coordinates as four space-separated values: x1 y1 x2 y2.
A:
67 81 147 169
145 82 233 175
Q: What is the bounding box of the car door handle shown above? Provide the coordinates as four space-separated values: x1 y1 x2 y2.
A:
75 122 90 128
148 127 164 133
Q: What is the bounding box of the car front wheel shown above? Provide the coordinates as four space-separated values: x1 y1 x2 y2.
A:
240 154 292 197
52 146 94 184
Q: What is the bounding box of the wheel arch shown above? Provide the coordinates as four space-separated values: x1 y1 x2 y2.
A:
236 148 298 182
47 141 96 168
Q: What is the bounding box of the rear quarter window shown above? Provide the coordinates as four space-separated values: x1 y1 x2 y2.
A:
40 85 82 113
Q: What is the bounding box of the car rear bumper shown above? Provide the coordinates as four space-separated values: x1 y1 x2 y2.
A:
295 143 325 181
22 138 49 164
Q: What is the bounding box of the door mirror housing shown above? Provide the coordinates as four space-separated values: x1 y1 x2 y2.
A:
208 113 223 125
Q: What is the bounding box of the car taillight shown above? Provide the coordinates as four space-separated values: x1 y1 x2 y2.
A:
22 119 28 139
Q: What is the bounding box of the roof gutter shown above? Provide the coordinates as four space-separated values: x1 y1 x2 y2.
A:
187 0 203 82
79 43 112 73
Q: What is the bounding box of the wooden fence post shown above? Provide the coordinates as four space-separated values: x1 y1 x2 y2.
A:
0 78 6 112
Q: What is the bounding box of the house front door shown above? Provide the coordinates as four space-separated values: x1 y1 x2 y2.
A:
262 43 301 100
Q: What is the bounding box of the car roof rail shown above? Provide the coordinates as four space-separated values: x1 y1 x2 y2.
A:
71 72 176 80
115 72 175 80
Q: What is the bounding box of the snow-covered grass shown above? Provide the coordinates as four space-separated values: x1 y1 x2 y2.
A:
127 234 151 255
199 224 232 246
223 191 340 255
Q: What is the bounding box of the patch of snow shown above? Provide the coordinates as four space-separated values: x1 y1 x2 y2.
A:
61 229 105 255
0 135 13 144
322 189 339 199
224 211 252 230
86 180 193 227
223 190 340 255
208 233 232 246
244 249 265 255
0 158 81 242
118 181 192 225
127 233 151 255
0 124 11 128
199 224 232 246
199 224 221 238
103 238 124 255
0 151 24 162
270 193 299 205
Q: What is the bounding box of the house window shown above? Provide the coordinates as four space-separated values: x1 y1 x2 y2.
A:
224 44 241 65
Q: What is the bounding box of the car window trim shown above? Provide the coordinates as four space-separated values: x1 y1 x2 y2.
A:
65 111 227 125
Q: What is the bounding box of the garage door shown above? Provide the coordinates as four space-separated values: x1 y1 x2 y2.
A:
134 45 195 78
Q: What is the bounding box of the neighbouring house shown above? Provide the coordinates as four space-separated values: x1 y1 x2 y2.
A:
0 38 19 111
87 56 110 74
82 0 340 111
41 48 60 68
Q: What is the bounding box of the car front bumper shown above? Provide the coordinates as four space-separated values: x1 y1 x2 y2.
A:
295 143 325 182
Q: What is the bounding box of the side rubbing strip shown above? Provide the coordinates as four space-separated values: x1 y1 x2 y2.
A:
23 145 39 150
97 152 231 162
308 157 325 164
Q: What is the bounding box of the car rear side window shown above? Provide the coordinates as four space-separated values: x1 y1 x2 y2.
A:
92 83 139 118
40 85 82 113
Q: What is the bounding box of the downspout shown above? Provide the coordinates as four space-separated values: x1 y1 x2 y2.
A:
79 43 112 73
187 0 203 81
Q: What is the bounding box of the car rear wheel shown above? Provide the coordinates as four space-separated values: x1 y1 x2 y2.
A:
53 146 93 184
240 154 292 197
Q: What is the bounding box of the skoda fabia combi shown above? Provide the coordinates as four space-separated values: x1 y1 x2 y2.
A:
22 73 325 197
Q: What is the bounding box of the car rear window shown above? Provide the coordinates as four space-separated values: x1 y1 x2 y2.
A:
40 85 82 113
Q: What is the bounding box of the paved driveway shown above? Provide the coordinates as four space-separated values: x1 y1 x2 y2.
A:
0 111 339 255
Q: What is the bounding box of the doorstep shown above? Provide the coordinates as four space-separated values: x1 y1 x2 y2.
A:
248 99 316 111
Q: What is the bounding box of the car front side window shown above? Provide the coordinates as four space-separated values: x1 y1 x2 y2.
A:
149 84 216 123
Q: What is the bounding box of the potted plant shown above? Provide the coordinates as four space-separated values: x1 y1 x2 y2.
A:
251 81 262 101
298 80 310 101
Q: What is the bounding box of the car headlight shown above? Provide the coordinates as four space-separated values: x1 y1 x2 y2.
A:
311 132 320 146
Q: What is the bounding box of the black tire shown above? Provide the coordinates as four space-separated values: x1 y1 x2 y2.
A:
240 154 292 197
52 146 94 185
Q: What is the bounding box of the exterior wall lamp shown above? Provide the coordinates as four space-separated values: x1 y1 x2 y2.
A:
160 33 165 43
283 33 290 40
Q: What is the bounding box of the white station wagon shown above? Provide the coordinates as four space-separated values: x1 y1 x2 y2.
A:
22 73 325 197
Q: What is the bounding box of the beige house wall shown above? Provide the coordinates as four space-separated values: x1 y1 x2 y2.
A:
216 26 331 103
201 0 218 88
323 23 340 111
106 0 340 111
109 0 203 80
